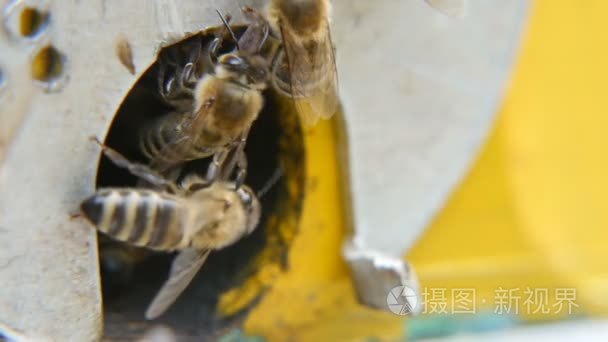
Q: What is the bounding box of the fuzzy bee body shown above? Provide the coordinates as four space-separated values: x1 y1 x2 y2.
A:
81 182 260 253
140 9 271 177
139 73 264 170
81 159 261 319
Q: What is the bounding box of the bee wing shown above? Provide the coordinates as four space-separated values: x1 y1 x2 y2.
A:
176 95 217 146
424 0 467 17
277 21 339 126
145 248 211 319
147 96 217 172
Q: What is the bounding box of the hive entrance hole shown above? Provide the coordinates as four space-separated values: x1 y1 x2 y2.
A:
94 29 291 339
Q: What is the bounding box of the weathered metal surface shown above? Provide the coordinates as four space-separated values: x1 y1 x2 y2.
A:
0 0 262 339
0 0 530 339
343 241 421 313
331 0 529 307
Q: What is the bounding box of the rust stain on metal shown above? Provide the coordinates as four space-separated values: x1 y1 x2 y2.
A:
116 37 136 75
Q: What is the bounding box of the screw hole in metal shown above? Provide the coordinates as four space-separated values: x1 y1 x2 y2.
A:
31 45 66 91
19 7 49 38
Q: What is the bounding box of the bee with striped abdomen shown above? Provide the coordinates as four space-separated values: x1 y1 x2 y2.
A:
80 138 261 319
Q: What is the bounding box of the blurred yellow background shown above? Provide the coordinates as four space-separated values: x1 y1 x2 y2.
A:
408 0 608 317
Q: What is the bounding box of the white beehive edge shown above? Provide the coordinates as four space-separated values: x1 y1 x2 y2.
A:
0 0 529 338
0 0 261 339
332 0 528 306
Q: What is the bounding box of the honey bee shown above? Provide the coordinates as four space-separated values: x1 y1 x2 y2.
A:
266 0 339 125
140 8 271 183
80 139 261 319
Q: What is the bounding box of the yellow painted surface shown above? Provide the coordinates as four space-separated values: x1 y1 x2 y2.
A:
502 0 608 314
219 102 306 316
244 118 405 341
409 0 608 317
244 0 608 340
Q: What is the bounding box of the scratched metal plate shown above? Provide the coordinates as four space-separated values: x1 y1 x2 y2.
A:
0 0 263 339
0 0 529 339
333 0 529 257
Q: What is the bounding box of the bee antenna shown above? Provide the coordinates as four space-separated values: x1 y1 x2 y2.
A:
215 9 240 50
257 167 283 199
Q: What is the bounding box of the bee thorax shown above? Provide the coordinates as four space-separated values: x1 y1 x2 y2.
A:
185 189 251 250
196 76 263 131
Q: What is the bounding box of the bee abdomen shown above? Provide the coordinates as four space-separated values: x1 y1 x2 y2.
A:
80 189 186 251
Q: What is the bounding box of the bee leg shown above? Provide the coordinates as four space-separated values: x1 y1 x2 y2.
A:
182 63 195 84
233 149 248 189
207 23 225 63
219 130 249 186
205 148 229 182
208 13 234 63
158 52 198 108
178 64 195 97
208 36 223 63
162 44 199 101
161 75 177 100
157 54 180 98
157 62 167 96
182 41 201 86
229 129 249 184
90 137 179 193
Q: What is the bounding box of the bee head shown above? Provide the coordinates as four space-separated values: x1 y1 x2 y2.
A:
236 185 261 234
216 53 269 90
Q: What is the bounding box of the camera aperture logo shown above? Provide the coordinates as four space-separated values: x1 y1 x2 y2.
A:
387 285 418 315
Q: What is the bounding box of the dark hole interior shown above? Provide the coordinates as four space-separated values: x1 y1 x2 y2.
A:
95 29 288 340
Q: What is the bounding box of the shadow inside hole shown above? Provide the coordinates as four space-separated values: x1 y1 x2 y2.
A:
20 7 49 38
95 30 299 340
